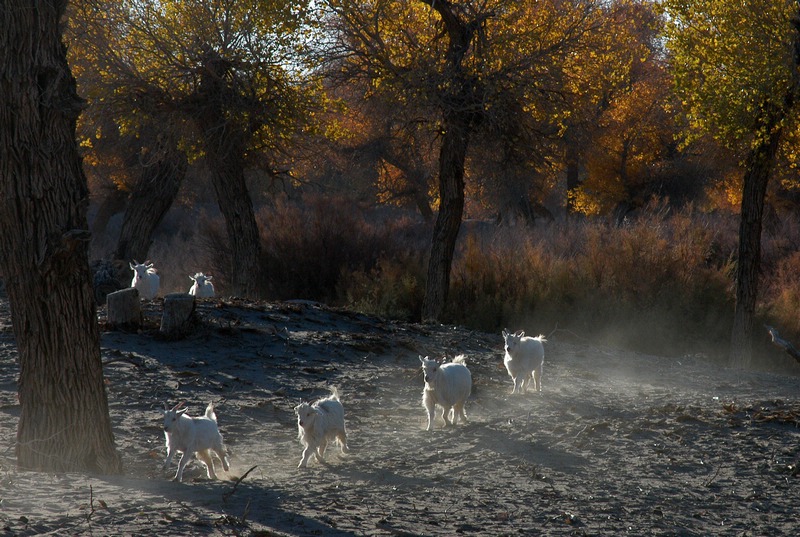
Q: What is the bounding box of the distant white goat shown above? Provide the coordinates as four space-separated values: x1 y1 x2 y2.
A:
420 355 472 431
189 272 215 298
162 402 230 482
294 388 350 468
129 260 160 300
502 329 546 394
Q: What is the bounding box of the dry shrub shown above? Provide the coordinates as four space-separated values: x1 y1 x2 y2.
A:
168 192 800 367
765 251 800 336
446 205 735 357
342 253 426 321
257 195 427 302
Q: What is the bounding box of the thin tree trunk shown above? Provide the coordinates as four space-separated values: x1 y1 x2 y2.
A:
115 137 187 262
418 0 486 322
0 1 122 473
729 8 800 368
729 118 783 369
91 186 127 237
412 183 435 223
565 132 581 217
422 112 469 321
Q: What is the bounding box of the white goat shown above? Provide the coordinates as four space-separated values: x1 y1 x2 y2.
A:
294 388 350 468
189 272 215 298
502 329 546 394
162 402 230 482
420 355 472 431
130 260 160 300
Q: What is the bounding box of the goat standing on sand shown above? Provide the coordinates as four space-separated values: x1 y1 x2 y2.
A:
130 260 160 300
294 388 350 468
189 272 215 298
502 329 546 394
162 402 230 482
420 355 472 431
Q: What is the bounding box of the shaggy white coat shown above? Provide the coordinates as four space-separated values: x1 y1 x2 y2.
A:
294 388 349 468
420 355 472 431
130 261 160 300
502 329 546 394
189 272 215 298
162 402 230 482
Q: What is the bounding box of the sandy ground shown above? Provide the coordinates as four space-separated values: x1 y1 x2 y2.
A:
1 298 799 536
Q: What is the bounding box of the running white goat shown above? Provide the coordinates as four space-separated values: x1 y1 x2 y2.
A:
162 402 230 482
294 388 350 468
188 272 215 298
502 329 546 394
129 260 160 300
420 355 472 431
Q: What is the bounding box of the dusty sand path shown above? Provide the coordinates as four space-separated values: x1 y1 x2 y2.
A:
1 299 799 536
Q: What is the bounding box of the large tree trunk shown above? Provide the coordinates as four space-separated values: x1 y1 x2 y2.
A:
0 1 122 473
196 51 262 298
115 136 187 262
422 112 469 321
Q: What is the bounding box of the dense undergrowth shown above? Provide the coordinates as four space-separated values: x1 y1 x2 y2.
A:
104 196 800 373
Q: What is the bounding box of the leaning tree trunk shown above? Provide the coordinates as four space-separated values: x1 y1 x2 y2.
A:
199 123 261 298
115 137 187 262
195 51 262 298
206 143 261 298
421 111 470 321
0 1 122 473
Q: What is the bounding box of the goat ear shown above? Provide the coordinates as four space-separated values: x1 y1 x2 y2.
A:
206 275 213 280
515 330 524 337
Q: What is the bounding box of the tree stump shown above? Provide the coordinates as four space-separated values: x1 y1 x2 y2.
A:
160 293 196 337
106 288 142 329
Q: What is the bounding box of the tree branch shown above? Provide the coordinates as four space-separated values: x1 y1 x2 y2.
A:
765 325 800 364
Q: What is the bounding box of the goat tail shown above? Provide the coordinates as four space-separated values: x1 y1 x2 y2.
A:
534 335 548 343
452 354 467 365
330 386 341 401
205 402 217 422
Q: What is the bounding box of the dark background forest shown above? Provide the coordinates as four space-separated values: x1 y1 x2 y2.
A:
59 0 800 372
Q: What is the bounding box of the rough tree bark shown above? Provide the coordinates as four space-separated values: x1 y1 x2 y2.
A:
422 111 470 321
115 135 187 263
195 49 262 298
0 1 122 473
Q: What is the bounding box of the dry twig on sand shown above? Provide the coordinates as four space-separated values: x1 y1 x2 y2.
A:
222 465 258 503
